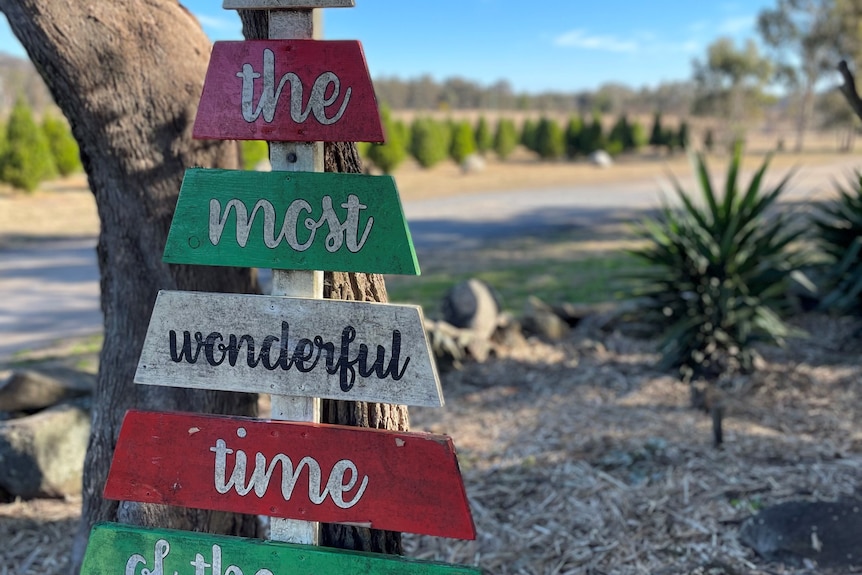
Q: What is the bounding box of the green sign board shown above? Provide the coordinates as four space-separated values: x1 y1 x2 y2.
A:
163 168 420 275
82 523 479 575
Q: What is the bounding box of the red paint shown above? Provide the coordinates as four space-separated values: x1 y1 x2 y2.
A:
194 40 384 142
105 410 475 540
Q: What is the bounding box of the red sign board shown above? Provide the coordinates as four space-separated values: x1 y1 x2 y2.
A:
105 410 475 540
194 40 384 142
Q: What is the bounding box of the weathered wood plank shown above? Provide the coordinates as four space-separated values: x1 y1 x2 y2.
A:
135 291 443 407
194 40 383 142
105 411 475 539
224 0 354 8
162 169 419 275
81 523 480 575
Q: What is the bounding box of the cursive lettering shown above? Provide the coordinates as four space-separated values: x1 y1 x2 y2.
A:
168 322 410 392
210 428 368 509
208 195 373 254
237 48 351 125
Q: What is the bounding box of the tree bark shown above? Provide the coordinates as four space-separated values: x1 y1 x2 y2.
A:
239 10 409 555
0 2 263 572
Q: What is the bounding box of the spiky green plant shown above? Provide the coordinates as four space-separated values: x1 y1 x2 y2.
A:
629 144 805 381
812 171 862 313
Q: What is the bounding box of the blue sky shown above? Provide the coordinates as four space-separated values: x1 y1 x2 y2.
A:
0 1 775 93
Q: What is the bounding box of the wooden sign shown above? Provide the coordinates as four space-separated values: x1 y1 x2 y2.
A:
194 41 383 142
135 290 443 407
81 523 481 575
224 0 355 7
105 411 475 539
163 169 419 275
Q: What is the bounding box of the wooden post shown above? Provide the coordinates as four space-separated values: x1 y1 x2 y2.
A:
267 6 322 546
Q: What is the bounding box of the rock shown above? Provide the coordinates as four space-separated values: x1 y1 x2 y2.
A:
460 153 486 174
0 398 91 499
441 279 500 340
739 499 862 568
589 150 613 168
522 296 570 341
0 370 92 413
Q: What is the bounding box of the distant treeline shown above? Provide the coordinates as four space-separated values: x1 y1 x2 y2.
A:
372 75 697 117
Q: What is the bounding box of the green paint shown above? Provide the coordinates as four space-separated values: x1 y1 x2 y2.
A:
82 523 479 575
163 169 420 275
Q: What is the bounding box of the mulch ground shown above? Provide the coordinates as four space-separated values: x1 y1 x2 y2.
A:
2 312 861 574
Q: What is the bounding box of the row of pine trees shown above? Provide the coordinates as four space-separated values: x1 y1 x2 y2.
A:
360 108 694 174
0 99 82 192
0 98 697 189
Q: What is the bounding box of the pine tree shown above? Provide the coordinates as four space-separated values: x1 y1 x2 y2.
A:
535 117 565 160
1 99 57 191
367 106 407 174
580 113 605 155
240 140 269 170
520 118 538 153
564 116 583 159
678 120 690 150
41 114 82 176
474 116 494 155
704 129 715 152
608 115 630 155
409 117 448 168
449 120 477 164
630 120 647 150
493 118 518 160
648 112 664 149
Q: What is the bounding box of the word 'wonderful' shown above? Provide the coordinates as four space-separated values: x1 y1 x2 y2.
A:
169 321 410 392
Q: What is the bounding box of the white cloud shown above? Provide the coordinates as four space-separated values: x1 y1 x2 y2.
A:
196 14 236 31
554 29 638 53
717 15 755 35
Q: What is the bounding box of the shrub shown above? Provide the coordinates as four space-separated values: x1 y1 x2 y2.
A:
449 121 477 164
41 114 82 176
475 116 494 155
366 106 407 174
241 140 269 170
704 129 715 152
648 112 664 148
579 113 604 155
409 117 448 168
564 116 583 159
493 118 518 160
535 117 565 160
1 99 56 191
628 144 805 382
812 171 862 312
631 120 647 150
520 119 538 153
678 120 690 150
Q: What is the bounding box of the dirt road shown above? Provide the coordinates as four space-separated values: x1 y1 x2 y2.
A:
1 155 858 361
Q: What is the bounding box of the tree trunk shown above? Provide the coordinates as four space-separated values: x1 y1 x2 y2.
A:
0 2 265 571
239 10 409 555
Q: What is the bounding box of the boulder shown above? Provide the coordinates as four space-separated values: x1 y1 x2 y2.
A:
739 499 862 568
0 398 91 499
441 279 500 340
522 296 570 341
588 150 613 168
460 153 486 174
0 370 92 413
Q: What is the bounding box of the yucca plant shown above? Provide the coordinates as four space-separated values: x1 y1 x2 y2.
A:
812 172 862 313
629 144 805 382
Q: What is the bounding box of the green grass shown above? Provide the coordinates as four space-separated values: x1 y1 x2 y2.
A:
386 250 645 316
6 334 102 372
